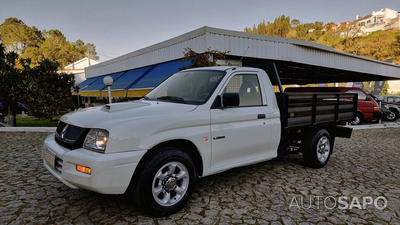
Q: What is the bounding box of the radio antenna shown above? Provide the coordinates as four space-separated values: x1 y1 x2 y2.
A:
239 46 249 65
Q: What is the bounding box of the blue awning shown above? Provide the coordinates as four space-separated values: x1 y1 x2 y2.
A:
129 59 190 89
110 66 154 90
78 59 189 95
77 77 100 89
81 72 125 91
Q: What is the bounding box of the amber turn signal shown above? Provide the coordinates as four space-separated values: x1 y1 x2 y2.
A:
76 165 91 175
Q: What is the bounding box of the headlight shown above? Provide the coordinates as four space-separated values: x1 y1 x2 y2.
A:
83 129 109 152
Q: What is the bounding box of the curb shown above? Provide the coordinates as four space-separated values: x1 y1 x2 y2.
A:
0 127 56 132
346 122 400 130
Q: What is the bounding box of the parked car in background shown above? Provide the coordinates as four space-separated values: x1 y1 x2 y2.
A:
0 101 28 115
370 94 400 121
0 101 5 115
380 103 398 121
285 87 382 125
378 95 400 105
16 102 28 114
377 95 400 119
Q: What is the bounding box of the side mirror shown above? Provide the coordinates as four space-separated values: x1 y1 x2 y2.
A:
222 93 239 108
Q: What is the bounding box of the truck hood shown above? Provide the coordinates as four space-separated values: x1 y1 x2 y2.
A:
61 100 198 129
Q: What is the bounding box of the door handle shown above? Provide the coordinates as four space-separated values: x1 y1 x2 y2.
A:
257 114 266 119
213 136 225 140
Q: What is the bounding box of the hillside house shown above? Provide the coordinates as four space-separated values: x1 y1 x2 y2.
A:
355 8 400 34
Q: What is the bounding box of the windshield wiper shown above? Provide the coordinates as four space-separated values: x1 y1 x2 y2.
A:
141 95 151 101
157 96 186 103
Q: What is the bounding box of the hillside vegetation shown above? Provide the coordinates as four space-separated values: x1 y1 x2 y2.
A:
244 15 400 65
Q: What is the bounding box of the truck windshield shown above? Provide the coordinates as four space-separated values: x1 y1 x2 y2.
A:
146 70 225 105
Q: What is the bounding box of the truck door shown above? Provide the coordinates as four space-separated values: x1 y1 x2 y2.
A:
210 73 274 170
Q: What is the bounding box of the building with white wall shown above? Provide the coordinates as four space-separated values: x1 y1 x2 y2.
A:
61 57 99 84
355 8 399 34
388 80 400 94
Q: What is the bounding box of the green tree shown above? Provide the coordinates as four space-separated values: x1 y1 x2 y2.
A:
360 31 399 61
335 30 400 64
0 43 75 125
244 17 400 66
291 21 324 41
0 17 99 68
0 17 42 54
39 29 68 65
0 44 25 125
25 59 75 119
268 15 291 37
245 20 267 35
244 15 291 38
291 19 301 27
316 26 344 47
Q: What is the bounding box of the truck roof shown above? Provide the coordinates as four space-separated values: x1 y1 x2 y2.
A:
285 86 366 92
183 66 257 72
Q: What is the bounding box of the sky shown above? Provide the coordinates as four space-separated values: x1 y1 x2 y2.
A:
1 0 400 62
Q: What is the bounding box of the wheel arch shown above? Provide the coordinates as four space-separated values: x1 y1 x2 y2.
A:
352 111 364 125
151 139 203 177
126 142 200 216
389 106 400 113
299 126 336 152
389 107 400 117
130 139 204 188
301 128 333 168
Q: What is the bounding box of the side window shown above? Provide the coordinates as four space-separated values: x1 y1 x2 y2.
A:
223 74 262 106
346 90 367 100
388 97 400 103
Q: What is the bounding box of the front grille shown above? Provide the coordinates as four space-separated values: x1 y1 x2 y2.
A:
55 157 63 174
64 125 85 140
55 121 89 150
56 121 67 135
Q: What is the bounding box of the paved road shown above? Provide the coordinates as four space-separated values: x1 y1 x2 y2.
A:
1 128 399 224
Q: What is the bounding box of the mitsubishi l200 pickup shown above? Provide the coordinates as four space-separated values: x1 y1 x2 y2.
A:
43 66 357 216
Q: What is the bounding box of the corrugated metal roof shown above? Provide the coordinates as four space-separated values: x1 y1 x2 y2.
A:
85 26 400 84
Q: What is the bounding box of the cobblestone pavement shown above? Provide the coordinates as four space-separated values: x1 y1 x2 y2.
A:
1 128 399 224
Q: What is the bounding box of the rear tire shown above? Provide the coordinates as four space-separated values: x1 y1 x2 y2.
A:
350 113 363 125
130 148 197 217
302 129 332 168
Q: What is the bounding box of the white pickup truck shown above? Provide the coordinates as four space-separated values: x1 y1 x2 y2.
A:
42 66 357 216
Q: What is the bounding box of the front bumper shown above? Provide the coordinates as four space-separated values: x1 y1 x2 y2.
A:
42 133 146 194
372 111 383 121
381 110 392 120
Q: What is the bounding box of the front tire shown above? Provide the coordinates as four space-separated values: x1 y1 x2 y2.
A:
131 148 197 217
302 129 332 168
386 109 399 121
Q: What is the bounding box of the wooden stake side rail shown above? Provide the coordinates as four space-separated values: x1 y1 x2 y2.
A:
276 92 358 129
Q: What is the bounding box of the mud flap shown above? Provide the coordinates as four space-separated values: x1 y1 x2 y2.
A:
335 126 353 138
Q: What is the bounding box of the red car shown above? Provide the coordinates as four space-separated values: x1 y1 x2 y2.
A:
285 87 382 125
